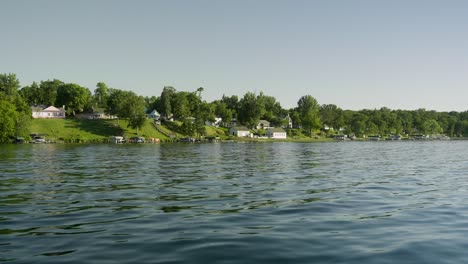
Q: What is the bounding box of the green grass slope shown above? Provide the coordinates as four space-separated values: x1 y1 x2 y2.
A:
30 119 170 142
30 119 123 142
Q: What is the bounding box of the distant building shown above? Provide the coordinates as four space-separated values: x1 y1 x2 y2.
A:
32 105 66 119
147 109 161 120
266 128 287 139
205 117 222 127
256 120 271 130
229 126 251 137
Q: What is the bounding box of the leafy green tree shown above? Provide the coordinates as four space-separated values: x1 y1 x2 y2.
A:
0 74 32 141
13 96 32 137
38 79 63 106
106 88 127 117
221 95 239 118
19 82 40 105
159 86 176 119
181 118 196 136
258 93 286 127
171 91 191 120
0 73 20 97
396 110 414 135
0 99 18 142
124 94 146 134
349 112 368 137
423 119 442 135
297 95 321 136
213 100 232 126
238 92 265 128
94 82 109 108
289 109 301 128
106 89 146 132
56 83 92 115
320 104 344 131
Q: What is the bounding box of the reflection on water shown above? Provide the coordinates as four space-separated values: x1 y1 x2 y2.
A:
2 142 468 263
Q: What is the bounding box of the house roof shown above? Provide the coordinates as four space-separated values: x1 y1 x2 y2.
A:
232 126 250 131
43 106 63 112
258 120 270 125
147 109 160 115
267 127 286 133
32 105 64 112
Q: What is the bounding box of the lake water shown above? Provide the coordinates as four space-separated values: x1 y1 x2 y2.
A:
2 141 468 263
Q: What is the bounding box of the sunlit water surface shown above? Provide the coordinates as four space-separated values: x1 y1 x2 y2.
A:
2 141 468 263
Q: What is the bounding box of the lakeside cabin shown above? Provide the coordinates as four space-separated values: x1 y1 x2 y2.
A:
31 105 66 119
266 127 287 139
230 126 251 137
110 136 124 144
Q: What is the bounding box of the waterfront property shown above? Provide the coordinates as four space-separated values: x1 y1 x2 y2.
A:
147 109 161 120
110 136 124 143
229 126 251 137
31 105 66 119
256 120 271 130
266 127 287 139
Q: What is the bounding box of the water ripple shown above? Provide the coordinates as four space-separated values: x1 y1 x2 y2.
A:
2 142 468 263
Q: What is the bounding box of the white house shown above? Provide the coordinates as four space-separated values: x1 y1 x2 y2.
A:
205 117 222 127
256 120 271 130
229 126 251 137
32 105 66 119
147 109 161 120
266 128 287 139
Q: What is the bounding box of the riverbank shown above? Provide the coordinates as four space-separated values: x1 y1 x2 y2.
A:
23 119 334 144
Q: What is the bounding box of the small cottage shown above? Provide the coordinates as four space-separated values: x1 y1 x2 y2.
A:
205 117 222 127
266 128 287 139
147 109 161 120
256 120 271 130
229 126 251 137
32 105 66 119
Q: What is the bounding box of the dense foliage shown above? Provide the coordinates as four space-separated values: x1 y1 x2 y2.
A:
2 72 468 142
0 73 32 143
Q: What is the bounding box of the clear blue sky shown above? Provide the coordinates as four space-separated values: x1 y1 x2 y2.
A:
3 0 468 111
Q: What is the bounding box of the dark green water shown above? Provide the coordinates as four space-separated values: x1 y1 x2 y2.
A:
2 141 468 263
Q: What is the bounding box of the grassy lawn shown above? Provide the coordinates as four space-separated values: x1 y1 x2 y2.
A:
118 119 170 140
204 126 228 137
30 118 171 142
30 119 123 142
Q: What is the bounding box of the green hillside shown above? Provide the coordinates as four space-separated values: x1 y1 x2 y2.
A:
30 119 170 142
29 119 227 143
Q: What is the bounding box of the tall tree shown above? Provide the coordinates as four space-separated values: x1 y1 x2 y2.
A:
94 82 109 108
0 73 20 97
19 82 40 105
214 101 232 126
38 79 63 106
56 83 92 115
0 74 31 141
159 86 176 119
124 94 146 134
320 104 344 131
297 95 321 136
106 88 127 117
221 95 239 118
238 92 265 128
0 99 18 143
171 91 190 120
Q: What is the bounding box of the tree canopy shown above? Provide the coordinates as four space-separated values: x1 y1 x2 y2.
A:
4 72 468 143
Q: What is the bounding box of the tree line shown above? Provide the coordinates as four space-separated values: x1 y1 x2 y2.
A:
1 72 468 142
